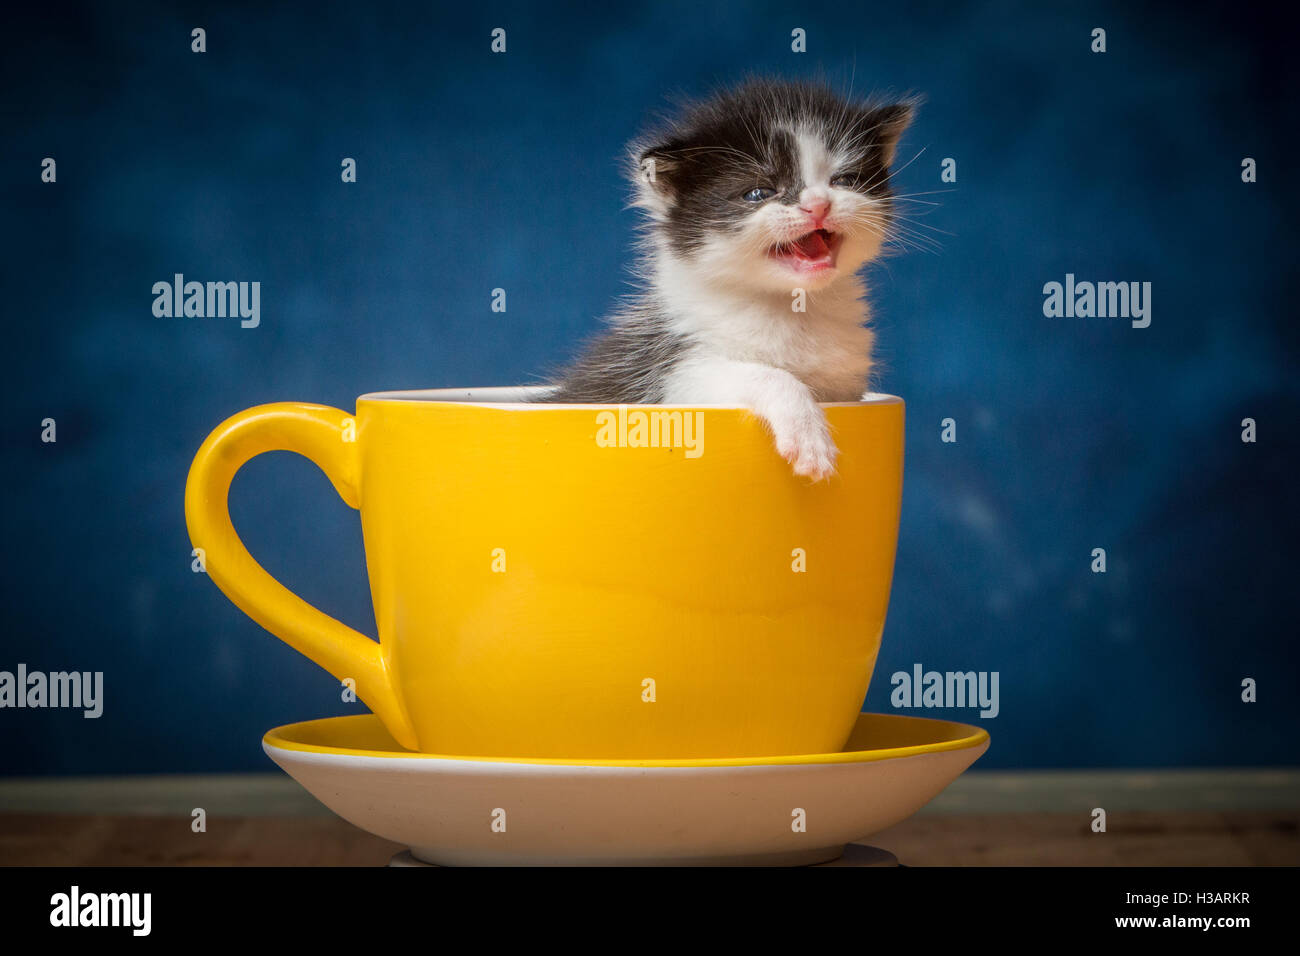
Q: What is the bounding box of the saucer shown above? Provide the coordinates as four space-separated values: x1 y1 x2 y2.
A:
263 712 989 866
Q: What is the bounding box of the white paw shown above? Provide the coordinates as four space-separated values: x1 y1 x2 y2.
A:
770 407 838 481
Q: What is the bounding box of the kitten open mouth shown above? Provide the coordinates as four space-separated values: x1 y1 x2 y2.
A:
768 229 842 273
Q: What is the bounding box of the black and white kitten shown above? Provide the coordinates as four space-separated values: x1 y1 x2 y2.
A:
542 79 914 480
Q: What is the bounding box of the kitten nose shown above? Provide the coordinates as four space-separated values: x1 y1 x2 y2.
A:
799 194 831 225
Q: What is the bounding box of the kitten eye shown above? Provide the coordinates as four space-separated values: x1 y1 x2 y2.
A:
829 173 855 188
742 187 777 202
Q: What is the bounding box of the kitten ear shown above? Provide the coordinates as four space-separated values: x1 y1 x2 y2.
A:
865 101 916 168
632 145 680 215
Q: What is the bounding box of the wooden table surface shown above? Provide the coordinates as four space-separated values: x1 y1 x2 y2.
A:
3 770 1296 866
3 810 1296 866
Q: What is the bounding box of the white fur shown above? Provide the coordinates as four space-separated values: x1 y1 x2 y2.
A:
794 126 835 191
650 128 884 481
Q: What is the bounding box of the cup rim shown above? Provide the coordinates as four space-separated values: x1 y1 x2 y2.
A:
357 385 903 409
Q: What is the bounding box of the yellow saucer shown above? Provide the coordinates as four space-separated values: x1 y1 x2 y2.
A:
265 711 987 766
264 712 989 866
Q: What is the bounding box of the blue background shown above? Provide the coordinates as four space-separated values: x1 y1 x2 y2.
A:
3 0 1296 774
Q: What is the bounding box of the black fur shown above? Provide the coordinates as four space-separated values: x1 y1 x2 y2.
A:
543 305 687 404
638 79 913 257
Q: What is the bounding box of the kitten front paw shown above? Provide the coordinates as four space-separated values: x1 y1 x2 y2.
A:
771 410 838 481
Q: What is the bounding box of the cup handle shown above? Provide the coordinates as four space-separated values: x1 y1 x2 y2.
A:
184 402 418 751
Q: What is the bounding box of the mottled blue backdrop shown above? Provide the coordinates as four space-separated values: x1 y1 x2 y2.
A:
3 0 1296 773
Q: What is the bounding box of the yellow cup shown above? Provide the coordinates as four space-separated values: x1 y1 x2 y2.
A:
185 387 905 759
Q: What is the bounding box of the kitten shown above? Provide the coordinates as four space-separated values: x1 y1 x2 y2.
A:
541 78 915 480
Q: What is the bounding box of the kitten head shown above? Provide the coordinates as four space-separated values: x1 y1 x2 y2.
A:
632 79 916 293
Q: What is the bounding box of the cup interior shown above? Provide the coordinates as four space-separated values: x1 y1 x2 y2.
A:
358 385 902 409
